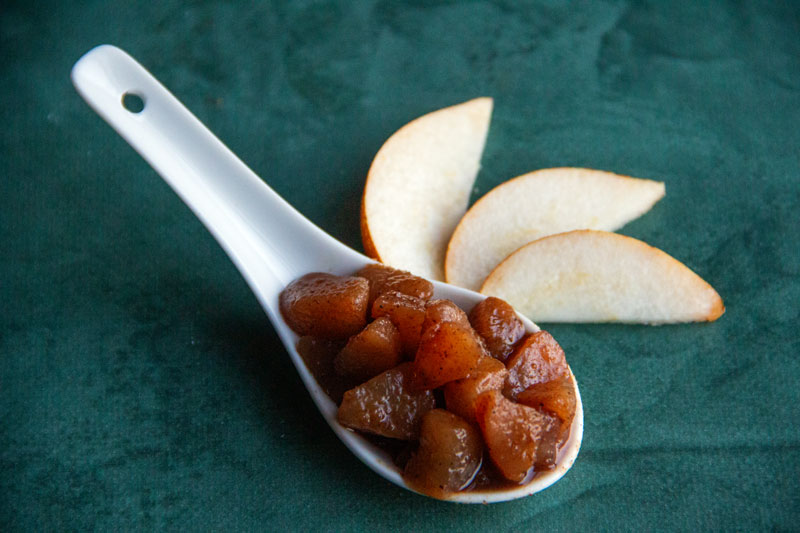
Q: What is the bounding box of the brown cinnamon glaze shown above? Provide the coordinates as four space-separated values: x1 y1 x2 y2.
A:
282 265 575 499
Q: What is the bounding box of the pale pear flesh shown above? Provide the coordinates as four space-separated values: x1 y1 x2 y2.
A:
446 168 665 291
361 97 493 281
481 230 724 324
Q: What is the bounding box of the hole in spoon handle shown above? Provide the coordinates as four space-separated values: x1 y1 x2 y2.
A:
122 92 145 113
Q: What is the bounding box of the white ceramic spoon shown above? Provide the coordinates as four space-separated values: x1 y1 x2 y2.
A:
71 44 582 503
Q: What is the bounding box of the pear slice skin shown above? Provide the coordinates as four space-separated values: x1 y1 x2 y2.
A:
480 230 724 324
445 167 666 291
361 97 493 281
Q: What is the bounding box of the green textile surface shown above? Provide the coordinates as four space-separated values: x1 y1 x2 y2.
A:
2 1 799 530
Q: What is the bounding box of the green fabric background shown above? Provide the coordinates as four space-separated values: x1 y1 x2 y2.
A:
2 1 798 530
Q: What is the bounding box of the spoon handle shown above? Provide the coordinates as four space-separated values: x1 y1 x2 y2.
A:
71 45 367 317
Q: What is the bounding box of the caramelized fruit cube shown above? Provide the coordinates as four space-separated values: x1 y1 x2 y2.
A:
371 291 427 356
404 409 483 498
422 299 470 333
504 331 569 399
337 363 435 440
285 268 576 494
468 297 525 362
443 356 508 423
413 322 483 390
532 415 564 471
357 263 434 305
280 273 368 339
517 374 576 444
475 390 559 483
296 336 349 405
334 317 402 383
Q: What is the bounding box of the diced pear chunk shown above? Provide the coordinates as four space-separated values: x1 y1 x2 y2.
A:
280 273 368 339
404 409 483 498
443 356 507 423
334 317 402 383
413 322 483 390
468 296 525 362
371 291 427 357
337 363 435 440
504 331 569 399
357 263 434 305
475 390 559 482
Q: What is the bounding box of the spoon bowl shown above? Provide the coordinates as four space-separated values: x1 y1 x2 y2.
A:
71 44 582 503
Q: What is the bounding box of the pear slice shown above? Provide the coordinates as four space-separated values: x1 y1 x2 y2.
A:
445 167 665 291
361 98 493 280
480 230 724 323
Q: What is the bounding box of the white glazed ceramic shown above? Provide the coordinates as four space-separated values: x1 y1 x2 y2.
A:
71 44 582 503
